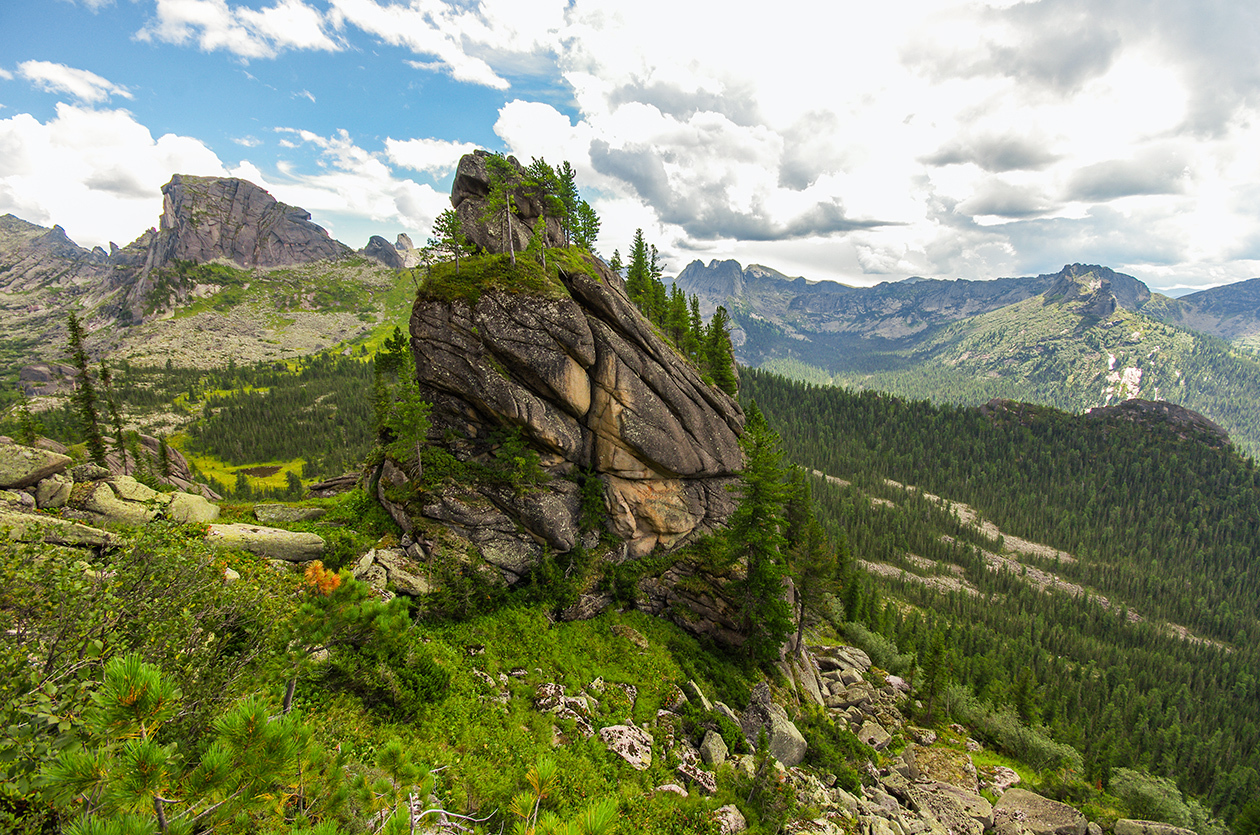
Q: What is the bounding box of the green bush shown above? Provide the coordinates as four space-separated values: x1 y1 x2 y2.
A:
796 706 873 793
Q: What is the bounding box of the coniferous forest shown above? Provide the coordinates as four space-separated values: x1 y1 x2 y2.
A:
741 369 1260 822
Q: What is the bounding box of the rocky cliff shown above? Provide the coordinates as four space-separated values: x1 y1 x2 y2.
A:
147 175 352 269
451 150 566 255
375 153 746 615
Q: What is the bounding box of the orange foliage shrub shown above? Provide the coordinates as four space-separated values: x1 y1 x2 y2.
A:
304 560 341 595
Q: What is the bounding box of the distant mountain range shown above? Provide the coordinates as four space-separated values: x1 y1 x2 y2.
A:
0 175 421 374
674 259 1260 453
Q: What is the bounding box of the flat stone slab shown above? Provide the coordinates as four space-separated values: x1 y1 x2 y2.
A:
0 443 72 489
1115 821 1197 835
0 508 114 547
205 523 324 561
254 504 327 524
994 788 1086 835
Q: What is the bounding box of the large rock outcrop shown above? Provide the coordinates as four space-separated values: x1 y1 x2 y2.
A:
407 251 744 564
451 151 566 256
149 175 352 269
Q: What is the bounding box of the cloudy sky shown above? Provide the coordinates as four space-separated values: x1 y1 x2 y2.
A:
3 0 1260 295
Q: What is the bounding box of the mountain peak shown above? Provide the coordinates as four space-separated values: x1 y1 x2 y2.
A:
152 174 352 269
1041 264 1150 313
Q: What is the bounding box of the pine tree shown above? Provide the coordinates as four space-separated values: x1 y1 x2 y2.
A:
99 360 127 473
430 208 469 275
626 230 650 306
725 404 793 665
66 312 107 465
608 249 623 277
706 305 738 396
483 154 520 265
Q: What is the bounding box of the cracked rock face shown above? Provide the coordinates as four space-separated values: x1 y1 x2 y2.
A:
153 175 351 268
409 252 744 562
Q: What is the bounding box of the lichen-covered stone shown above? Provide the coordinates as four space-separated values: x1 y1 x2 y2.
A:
205 523 325 561
993 788 1087 835
0 442 72 489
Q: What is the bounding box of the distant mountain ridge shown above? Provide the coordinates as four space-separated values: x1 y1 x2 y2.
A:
0 175 413 371
675 258 1260 454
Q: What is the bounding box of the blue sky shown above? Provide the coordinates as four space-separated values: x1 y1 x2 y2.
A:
4 1 1260 295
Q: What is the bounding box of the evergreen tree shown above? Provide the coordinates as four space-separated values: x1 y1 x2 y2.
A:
574 201 601 251
430 208 470 275
483 154 520 266
608 249 623 277
725 404 793 665
706 305 738 396
626 230 650 306
99 360 127 473
66 311 107 465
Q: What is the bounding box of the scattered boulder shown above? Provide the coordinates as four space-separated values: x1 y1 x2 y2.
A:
34 473 72 509
205 523 325 561
993 788 1087 835
0 507 114 547
1115 822 1198 835
739 683 808 767
254 504 326 524
72 480 159 526
675 761 717 795
166 491 220 524
857 720 892 751
598 724 653 770
700 730 728 766
713 805 747 834
0 443 72 489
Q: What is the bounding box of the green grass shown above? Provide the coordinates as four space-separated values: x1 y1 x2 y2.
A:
413 250 578 306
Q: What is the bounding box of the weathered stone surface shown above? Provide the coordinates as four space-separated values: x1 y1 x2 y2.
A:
363 234 404 268
599 724 653 770
72 481 159 526
166 491 220 524
0 507 114 547
857 721 892 751
676 761 717 795
713 804 747 834
558 592 613 621
1115 822 1197 835
700 730 729 766
35 473 73 509
410 239 744 569
827 682 878 710
451 151 566 257
72 464 111 482
0 442 72 489
151 175 351 268
254 504 326 524
205 523 325 561
993 789 1086 835
738 684 807 766
372 547 432 596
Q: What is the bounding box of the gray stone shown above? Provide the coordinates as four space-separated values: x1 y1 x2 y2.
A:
858 720 892 751
73 481 158 526
71 464 111 482
1115 822 1197 835
364 234 404 268
35 472 72 508
686 680 714 712
598 724 653 770
205 523 325 561
166 491 220 524
151 175 351 269
0 443 71 490
699 730 728 766
110 476 159 502
0 507 114 547
373 547 433 596
993 789 1087 835
254 504 326 524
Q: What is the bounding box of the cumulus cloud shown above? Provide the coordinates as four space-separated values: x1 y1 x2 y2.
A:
267 127 450 242
137 0 339 58
17 61 132 104
923 133 1060 173
1066 150 1190 202
328 0 567 90
385 137 479 176
0 104 226 247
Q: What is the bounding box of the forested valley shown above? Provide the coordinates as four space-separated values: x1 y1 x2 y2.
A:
741 369 1260 823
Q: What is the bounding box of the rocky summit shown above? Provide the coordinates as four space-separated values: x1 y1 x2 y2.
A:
149 175 352 269
452 150 566 255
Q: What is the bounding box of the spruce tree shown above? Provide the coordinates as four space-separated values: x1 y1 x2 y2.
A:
705 306 738 396
725 403 793 665
66 312 107 465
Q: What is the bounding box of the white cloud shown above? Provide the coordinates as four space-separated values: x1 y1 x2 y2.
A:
328 0 568 89
17 61 133 104
266 127 450 243
0 68 12 81
0 104 226 247
137 0 339 58
385 137 479 176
